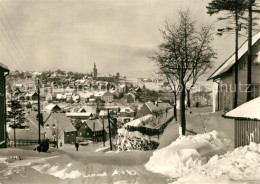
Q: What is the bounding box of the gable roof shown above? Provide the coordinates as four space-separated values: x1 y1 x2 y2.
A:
44 103 61 112
145 102 171 112
208 32 260 80
85 119 109 133
51 113 76 132
29 111 76 132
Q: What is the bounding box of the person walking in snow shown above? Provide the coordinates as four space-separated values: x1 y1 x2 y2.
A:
75 142 79 151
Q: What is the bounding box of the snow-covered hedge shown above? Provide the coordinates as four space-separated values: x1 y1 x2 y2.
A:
116 127 159 151
145 131 232 178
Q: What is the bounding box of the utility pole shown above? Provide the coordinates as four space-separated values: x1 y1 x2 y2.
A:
102 117 105 147
107 109 112 151
234 10 239 109
37 80 41 144
247 0 254 101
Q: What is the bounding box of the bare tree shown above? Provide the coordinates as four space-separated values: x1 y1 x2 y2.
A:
151 10 216 136
51 120 63 148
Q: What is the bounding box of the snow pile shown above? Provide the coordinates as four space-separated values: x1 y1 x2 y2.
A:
112 168 139 176
172 142 260 184
145 131 231 178
116 127 159 151
84 172 107 178
32 163 82 179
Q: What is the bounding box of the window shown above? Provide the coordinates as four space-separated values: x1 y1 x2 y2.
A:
52 124 56 128
87 132 89 136
80 132 82 136
46 124 49 128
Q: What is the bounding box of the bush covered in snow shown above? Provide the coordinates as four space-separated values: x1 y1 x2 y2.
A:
145 131 232 178
116 127 159 151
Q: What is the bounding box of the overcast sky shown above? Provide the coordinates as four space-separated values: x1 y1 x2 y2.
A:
0 0 253 78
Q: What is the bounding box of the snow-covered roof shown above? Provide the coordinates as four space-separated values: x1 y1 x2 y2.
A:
224 96 260 120
66 112 92 117
44 103 61 111
208 32 260 80
120 107 134 113
124 114 152 127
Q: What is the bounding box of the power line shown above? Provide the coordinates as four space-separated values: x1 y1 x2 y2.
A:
0 23 27 70
0 4 34 71
0 6 30 70
0 38 19 69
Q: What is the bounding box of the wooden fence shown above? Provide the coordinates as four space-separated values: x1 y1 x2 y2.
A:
234 119 260 148
9 139 38 147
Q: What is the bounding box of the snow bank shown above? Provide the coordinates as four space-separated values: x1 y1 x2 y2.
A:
32 163 82 179
172 142 260 184
116 127 159 151
145 131 231 178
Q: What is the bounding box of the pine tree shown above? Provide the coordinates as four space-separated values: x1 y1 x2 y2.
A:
207 0 248 108
7 100 26 147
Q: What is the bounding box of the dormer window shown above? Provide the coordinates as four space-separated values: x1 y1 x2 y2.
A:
52 124 56 128
46 124 49 128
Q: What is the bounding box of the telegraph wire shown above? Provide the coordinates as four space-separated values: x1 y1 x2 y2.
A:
0 4 34 71
0 17 29 70
0 38 19 69
0 23 27 70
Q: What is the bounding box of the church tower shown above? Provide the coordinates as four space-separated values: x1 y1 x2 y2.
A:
93 62 97 79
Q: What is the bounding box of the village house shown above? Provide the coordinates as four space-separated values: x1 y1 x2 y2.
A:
101 91 114 103
78 118 110 142
135 101 171 119
118 84 127 93
122 92 135 103
8 112 76 147
25 92 38 101
208 32 260 112
119 107 135 117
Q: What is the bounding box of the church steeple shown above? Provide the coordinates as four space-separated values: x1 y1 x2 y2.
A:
93 62 97 79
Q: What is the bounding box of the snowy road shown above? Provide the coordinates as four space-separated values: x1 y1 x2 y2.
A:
0 147 168 184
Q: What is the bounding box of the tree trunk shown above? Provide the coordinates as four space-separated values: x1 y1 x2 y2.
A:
14 128 16 147
179 82 186 136
247 1 253 101
173 92 177 121
187 89 191 108
234 10 239 109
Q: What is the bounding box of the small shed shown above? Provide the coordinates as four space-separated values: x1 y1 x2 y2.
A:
224 97 260 148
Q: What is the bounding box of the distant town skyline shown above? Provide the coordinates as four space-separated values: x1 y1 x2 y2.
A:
0 0 256 78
